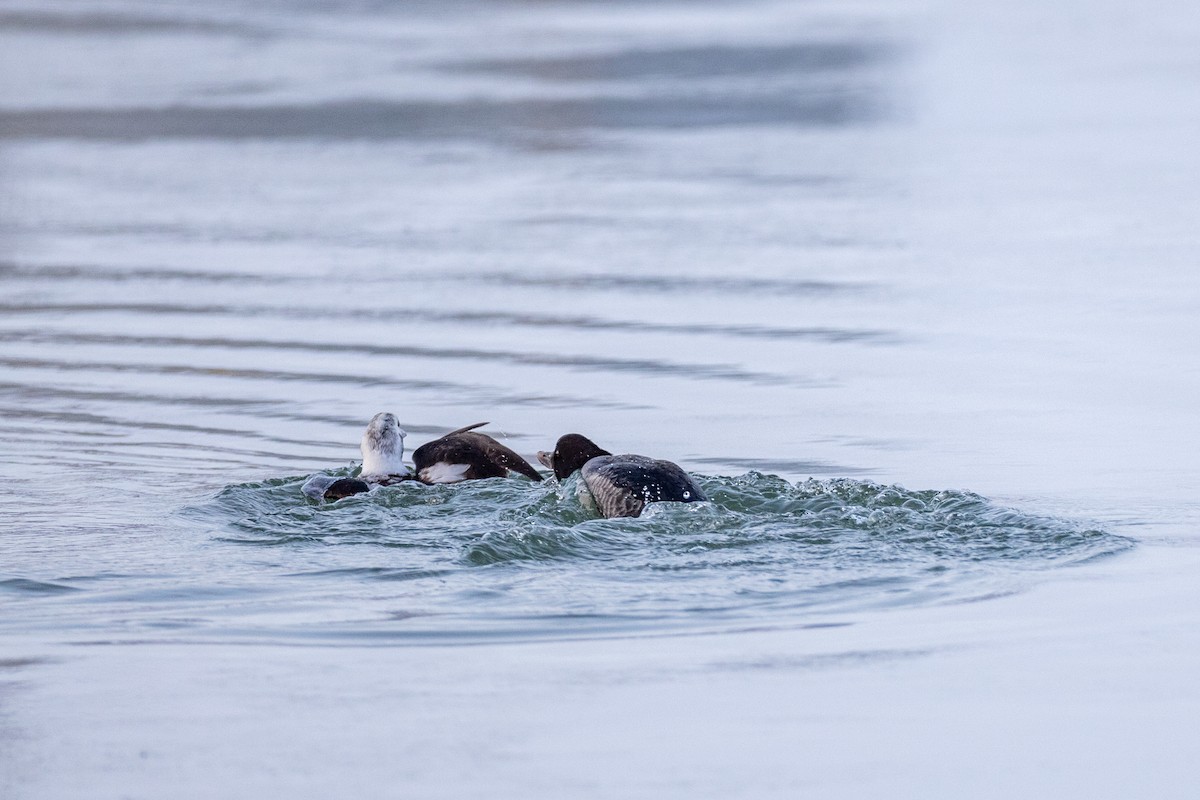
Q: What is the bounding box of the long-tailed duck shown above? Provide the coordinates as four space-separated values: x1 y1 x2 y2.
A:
412 422 543 484
303 411 415 501
536 433 706 518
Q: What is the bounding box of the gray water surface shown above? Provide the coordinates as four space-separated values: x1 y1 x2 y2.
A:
2 0 1199 797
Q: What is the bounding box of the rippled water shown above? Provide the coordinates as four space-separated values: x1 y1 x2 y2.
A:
2 0 1199 797
169 473 1127 642
0 0 934 642
6 463 1128 646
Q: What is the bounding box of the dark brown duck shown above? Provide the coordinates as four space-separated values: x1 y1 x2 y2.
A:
537 433 706 518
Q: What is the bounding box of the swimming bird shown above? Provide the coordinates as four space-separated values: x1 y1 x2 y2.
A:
359 411 411 480
412 422 543 484
304 411 414 501
536 433 706 518
319 476 373 501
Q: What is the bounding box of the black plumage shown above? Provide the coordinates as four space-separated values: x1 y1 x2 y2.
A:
412 422 543 484
322 477 372 501
537 433 706 518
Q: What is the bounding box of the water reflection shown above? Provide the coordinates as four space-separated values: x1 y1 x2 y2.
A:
447 41 891 82
0 7 263 35
0 8 895 141
0 93 881 141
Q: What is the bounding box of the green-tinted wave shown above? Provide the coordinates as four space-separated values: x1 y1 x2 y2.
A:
182 471 1130 640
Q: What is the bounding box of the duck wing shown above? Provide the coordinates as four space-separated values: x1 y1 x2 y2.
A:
442 421 489 437
457 431 544 482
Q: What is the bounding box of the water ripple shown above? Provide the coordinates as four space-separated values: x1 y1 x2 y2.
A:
0 330 791 385
462 270 871 297
0 578 81 595
0 302 895 344
446 41 892 82
167 472 1133 641
0 262 303 285
0 360 639 411
0 94 880 143
0 8 264 35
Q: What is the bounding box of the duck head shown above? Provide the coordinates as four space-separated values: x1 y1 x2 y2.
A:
537 433 612 480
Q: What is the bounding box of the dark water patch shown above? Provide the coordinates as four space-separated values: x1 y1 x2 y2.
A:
462 270 871 297
142 618 208 629
447 41 891 82
948 589 1023 605
0 8 265 36
0 378 277 410
0 360 635 413
709 646 934 673
58 572 158 583
0 400 323 449
0 262 871 300
0 302 896 344
699 169 842 188
0 578 81 596
691 457 874 476
0 329 789 385
0 355 504 397
288 567 454 581
399 310 892 344
0 91 880 143
0 657 51 669
0 422 124 441
0 261 304 285
179 473 1132 641
92 584 266 603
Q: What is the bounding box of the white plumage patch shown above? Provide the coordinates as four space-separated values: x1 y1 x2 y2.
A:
419 462 472 484
360 412 407 476
574 479 598 512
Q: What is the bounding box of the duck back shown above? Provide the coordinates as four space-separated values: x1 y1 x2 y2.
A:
412 427 542 483
581 455 706 518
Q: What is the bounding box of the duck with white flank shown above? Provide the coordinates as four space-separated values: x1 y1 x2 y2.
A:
412 422 542 484
537 433 706 518
309 411 415 500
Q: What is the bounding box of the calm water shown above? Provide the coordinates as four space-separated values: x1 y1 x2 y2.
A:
2 0 1199 797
